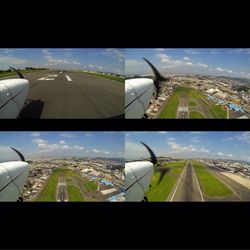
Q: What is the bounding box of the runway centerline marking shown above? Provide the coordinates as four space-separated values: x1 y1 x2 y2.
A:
65 75 72 82
170 162 187 201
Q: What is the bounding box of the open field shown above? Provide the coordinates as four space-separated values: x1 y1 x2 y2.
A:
67 185 85 201
159 87 226 119
83 71 124 83
147 161 187 201
192 162 233 198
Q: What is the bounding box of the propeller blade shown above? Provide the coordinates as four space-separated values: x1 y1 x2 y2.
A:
9 67 24 79
140 142 157 165
143 57 167 99
10 147 25 161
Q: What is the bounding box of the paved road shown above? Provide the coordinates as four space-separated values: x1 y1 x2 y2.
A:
169 161 204 202
5 70 124 118
57 174 68 202
207 166 250 201
177 94 189 119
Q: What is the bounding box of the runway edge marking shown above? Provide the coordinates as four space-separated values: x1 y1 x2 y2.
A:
170 161 187 201
66 75 73 82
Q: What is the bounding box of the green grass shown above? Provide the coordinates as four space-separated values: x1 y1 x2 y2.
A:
0 69 45 78
189 111 205 118
67 185 85 201
147 161 187 201
84 181 98 192
189 101 197 106
192 161 233 197
159 87 226 118
83 71 124 83
209 105 227 118
35 168 87 201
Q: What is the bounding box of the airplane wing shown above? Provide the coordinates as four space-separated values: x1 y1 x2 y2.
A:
0 148 29 201
0 68 29 118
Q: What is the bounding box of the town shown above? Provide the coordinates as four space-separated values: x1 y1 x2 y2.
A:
145 74 250 118
22 158 125 202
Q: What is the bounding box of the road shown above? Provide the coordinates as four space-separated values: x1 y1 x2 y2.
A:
169 161 204 202
206 166 250 201
177 94 189 119
4 70 124 118
56 174 68 202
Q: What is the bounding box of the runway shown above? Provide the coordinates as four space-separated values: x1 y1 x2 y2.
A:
56 173 68 202
169 161 204 202
177 94 189 119
5 70 124 118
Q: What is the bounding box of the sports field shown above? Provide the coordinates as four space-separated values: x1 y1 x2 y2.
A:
159 87 227 119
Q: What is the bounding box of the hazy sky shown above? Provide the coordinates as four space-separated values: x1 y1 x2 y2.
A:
0 48 124 74
0 132 124 160
125 48 250 79
125 132 250 162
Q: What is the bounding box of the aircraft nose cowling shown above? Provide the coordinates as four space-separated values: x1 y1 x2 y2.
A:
0 79 29 118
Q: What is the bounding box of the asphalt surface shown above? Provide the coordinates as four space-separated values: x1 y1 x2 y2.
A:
57 174 68 202
177 94 189 119
169 161 203 202
207 166 250 201
5 70 124 118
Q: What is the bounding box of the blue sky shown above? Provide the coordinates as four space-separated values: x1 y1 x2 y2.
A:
0 48 124 74
125 132 250 162
125 49 250 79
0 132 124 160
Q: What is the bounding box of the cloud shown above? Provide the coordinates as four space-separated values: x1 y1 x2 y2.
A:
167 141 209 154
154 48 165 52
223 132 250 144
158 131 168 134
102 48 124 62
74 145 84 150
59 140 66 144
216 67 224 72
166 137 175 141
30 132 41 137
92 149 100 153
156 53 172 60
185 62 193 66
183 56 190 61
0 56 28 66
228 70 233 73
184 49 201 55
198 63 208 67
60 133 76 138
217 152 233 157
32 138 47 144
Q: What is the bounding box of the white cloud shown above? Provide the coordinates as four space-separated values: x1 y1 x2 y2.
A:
92 149 100 153
60 133 76 138
228 70 233 73
158 131 168 134
198 63 208 68
30 132 41 137
183 56 190 61
185 62 193 66
217 152 233 157
0 56 28 66
184 49 201 55
32 138 47 144
154 48 165 52
166 137 175 141
102 49 124 62
74 145 84 150
59 140 66 144
156 53 172 60
167 141 209 154
216 67 224 72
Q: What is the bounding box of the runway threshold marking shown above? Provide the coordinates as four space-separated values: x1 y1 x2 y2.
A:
170 162 187 201
65 75 72 82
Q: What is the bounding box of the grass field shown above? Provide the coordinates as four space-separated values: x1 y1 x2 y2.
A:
83 71 124 83
0 70 44 78
159 87 226 118
84 181 98 192
147 161 187 201
192 161 233 197
67 185 85 201
189 111 205 118
189 101 197 106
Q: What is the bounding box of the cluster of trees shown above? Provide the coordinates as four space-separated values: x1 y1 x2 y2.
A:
0 67 48 73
